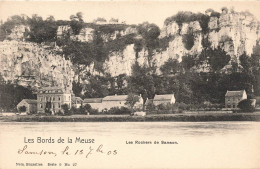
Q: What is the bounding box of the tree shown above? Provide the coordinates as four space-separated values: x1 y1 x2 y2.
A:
82 104 92 114
18 106 26 112
237 99 255 112
125 93 140 114
70 12 84 35
72 81 83 97
137 22 160 68
61 104 70 115
45 101 52 114
208 47 231 72
182 27 195 50
182 54 196 71
160 58 179 75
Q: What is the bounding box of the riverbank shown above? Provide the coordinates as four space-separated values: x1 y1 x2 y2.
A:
1 112 260 122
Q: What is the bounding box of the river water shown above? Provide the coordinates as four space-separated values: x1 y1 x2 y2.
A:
0 122 260 168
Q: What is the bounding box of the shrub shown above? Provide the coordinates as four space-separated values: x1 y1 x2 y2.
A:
182 27 195 50
61 104 71 115
238 99 255 112
18 106 26 112
146 102 156 111
107 107 131 115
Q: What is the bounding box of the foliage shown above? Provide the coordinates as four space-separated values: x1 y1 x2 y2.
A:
28 14 58 43
0 83 36 111
160 58 179 75
72 81 83 97
205 8 221 18
125 93 140 113
106 107 131 115
61 104 70 115
129 62 155 102
104 34 135 52
45 101 52 114
83 75 109 98
207 47 231 72
18 106 27 112
182 27 195 50
237 99 255 112
181 54 196 71
164 11 210 33
145 101 156 111
136 22 160 67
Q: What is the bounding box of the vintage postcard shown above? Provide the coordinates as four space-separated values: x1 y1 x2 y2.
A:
0 0 260 168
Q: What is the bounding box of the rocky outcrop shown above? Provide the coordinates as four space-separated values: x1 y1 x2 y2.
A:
208 12 259 57
0 40 74 91
161 11 260 63
56 25 137 43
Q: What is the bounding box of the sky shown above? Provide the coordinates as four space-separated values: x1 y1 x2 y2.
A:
0 1 260 28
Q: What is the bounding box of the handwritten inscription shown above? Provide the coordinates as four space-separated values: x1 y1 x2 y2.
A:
18 144 117 159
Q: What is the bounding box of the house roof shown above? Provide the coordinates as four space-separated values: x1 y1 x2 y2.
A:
23 99 37 104
72 97 83 101
103 95 128 101
72 97 83 104
83 98 102 103
225 90 245 97
38 87 70 94
154 94 174 101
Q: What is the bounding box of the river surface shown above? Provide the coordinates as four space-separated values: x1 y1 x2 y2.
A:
0 122 260 168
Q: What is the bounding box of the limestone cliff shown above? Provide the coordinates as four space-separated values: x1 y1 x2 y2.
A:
0 40 74 91
98 11 260 76
160 11 260 62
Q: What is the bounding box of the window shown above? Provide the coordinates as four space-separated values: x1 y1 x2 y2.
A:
40 104 42 108
58 96 61 101
58 103 60 108
45 97 47 101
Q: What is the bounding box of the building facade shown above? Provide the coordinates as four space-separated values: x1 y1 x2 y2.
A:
17 99 37 114
225 90 247 109
37 87 71 113
83 98 103 111
153 94 176 106
102 94 143 111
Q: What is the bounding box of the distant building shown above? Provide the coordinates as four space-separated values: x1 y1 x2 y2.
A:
37 87 72 113
72 97 83 108
83 98 103 111
153 94 176 106
256 96 260 108
102 94 143 111
17 99 37 114
225 90 247 109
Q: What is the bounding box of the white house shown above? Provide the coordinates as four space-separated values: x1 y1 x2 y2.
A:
102 94 143 110
83 98 103 111
225 90 247 109
153 94 176 106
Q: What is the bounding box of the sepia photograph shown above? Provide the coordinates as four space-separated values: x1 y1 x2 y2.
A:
0 0 260 168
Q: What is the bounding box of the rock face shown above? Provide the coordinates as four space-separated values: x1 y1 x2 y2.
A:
0 40 74 91
2 10 260 86
56 25 137 43
160 11 260 63
101 11 260 76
